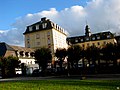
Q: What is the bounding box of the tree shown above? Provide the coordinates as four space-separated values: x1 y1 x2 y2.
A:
6 56 21 77
55 48 67 73
67 45 82 74
0 57 7 78
67 46 74 69
101 43 118 73
84 46 91 66
101 43 115 66
34 47 52 74
0 56 21 78
84 45 100 74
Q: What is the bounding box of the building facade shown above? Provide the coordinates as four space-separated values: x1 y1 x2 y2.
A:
10 45 39 74
67 25 117 49
0 42 39 74
23 17 68 55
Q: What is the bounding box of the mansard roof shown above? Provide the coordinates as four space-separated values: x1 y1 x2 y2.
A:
0 42 34 57
0 42 15 57
23 17 66 35
10 45 34 52
67 31 114 44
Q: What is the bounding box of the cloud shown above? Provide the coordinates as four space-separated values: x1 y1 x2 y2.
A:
0 0 120 46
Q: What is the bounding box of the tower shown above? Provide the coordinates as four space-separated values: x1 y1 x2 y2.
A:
85 24 91 37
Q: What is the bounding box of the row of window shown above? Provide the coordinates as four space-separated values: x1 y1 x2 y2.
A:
17 51 34 58
51 22 65 33
81 41 107 48
27 32 50 40
74 35 112 43
29 23 48 31
28 22 66 35
26 32 51 47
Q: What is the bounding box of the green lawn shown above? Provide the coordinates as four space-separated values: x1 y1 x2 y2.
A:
0 80 120 90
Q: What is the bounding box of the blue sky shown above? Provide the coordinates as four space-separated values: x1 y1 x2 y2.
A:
0 0 90 30
0 0 120 46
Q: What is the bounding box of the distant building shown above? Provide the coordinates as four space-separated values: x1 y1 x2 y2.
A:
23 17 68 62
0 42 39 74
10 45 35 65
67 25 117 49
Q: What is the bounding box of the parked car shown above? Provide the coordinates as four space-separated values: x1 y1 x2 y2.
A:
32 69 41 76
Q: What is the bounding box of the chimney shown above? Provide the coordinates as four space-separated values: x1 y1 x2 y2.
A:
41 17 47 21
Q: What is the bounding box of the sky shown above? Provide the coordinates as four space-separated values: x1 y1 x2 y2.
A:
0 0 120 46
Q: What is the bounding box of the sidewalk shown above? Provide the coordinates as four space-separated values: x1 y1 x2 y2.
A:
0 74 120 82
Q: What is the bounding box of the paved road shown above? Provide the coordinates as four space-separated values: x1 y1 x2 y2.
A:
0 74 120 82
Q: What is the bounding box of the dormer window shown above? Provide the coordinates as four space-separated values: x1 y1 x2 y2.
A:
97 36 100 39
86 37 89 41
81 39 83 42
42 23 47 29
75 39 78 43
36 25 39 30
92 37 95 40
29 26 32 31
107 35 111 38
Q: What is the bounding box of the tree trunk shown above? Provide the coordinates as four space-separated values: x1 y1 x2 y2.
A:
82 58 85 75
67 61 70 76
97 59 100 73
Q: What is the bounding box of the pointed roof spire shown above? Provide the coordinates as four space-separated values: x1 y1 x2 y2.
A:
85 24 91 37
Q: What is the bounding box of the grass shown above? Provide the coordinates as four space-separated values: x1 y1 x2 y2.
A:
0 80 120 90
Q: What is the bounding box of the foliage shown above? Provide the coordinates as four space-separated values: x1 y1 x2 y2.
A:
67 45 82 68
55 48 67 60
0 56 21 78
101 43 118 66
34 47 52 71
85 45 100 64
67 43 120 74
55 48 67 70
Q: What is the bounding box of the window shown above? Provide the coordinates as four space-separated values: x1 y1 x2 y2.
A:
92 43 95 46
92 37 95 40
36 42 40 45
27 35 30 40
30 52 34 57
48 45 51 48
27 43 30 48
75 39 78 42
82 44 85 47
97 36 100 39
86 37 89 41
25 52 29 57
47 31 50 36
87 43 89 46
81 39 83 42
103 41 106 45
29 26 32 31
36 25 39 30
30 61 32 64
48 39 51 44
20 51 24 56
42 23 47 29
107 35 111 38
97 42 100 45
36 34 40 39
